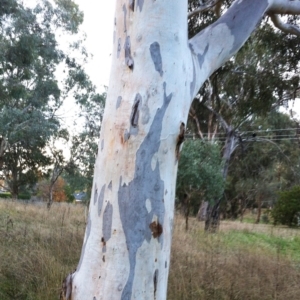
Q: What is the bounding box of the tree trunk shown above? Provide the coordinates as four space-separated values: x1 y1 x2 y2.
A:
183 194 190 231
256 195 262 224
205 126 238 231
67 0 282 299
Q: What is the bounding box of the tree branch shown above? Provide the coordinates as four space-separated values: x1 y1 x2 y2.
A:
268 0 300 15
269 13 300 36
188 0 223 19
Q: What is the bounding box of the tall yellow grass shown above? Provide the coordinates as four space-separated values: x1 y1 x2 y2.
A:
1 200 300 299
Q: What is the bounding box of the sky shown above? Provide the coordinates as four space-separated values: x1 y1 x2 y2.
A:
75 0 115 92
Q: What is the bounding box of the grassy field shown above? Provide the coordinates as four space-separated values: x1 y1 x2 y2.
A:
0 200 300 299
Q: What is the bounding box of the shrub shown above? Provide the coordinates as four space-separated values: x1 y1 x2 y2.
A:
272 185 300 227
0 192 11 199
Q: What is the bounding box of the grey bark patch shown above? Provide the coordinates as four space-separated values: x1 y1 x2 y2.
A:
117 38 122 58
123 4 127 33
98 185 106 216
141 100 150 125
190 61 196 98
118 82 172 299
93 185 98 205
108 181 112 190
116 96 122 109
189 42 195 53
150 42 163 76
213 0 268 54
197 44 209 69
124 36 134 69
137 0 144 12
102 202 113 252
76 214 92 272
165 261 167 268
124 129 130 142
101 139 104 151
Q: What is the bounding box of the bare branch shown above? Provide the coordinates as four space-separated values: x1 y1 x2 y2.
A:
189 106 204 139
188 0 223 19
268 0 300 15
269 13 300 36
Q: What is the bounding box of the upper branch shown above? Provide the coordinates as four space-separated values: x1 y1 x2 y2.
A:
269 13 300 36
188 0 300 101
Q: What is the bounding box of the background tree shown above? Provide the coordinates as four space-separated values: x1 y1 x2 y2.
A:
226 111 300 221
176 139 224 230
185 6 300 228
0 0 96 198
63 92 106 202
272 185 300 227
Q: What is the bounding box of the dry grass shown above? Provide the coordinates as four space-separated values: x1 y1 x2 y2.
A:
0 200 86 300
1 200 300 299
168 217 300 300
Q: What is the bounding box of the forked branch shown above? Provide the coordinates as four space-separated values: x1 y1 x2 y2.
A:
269 13 300 36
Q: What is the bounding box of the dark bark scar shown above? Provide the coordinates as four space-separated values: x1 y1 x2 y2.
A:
175 122 185 160
149 221 163 238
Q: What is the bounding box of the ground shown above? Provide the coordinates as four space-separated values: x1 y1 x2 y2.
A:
0 200 299 299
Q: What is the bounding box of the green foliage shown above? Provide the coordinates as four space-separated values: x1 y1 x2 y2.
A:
0 191 30 199
0 0 94 197
0 192 11 199
63 184 75 203
272 185 300 227
64 92 106 199
176 139 224 213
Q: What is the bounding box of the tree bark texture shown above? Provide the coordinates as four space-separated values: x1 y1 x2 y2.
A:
68 0 296 299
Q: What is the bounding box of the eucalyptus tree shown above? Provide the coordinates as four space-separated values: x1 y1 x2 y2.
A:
64 1 300 299
227 111 300 222
64 92 106 202
0 0 91 197
187 11 300 229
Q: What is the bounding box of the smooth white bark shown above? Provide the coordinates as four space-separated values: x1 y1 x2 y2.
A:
68 0 300 299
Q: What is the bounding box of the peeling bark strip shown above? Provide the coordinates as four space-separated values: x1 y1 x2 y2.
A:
129 0 135 11
136 0 144 12
153 269 159 298
130 94 141 127
150 42 163 76
102 202 113 252
123 4 127 33
116 96 122 109
118 83 172 299
98 184 105 216
124 36 134 69
108 180 112 190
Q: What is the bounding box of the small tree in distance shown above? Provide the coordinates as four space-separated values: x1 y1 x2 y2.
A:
272 185 300 227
